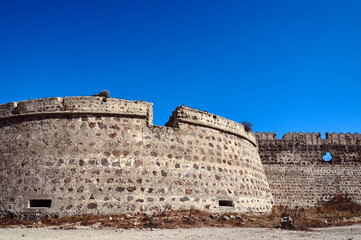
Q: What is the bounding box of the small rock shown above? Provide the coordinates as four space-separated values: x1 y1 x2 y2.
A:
108 216 113 221
229 215 236 219
209 214 219 219
222 215 230 221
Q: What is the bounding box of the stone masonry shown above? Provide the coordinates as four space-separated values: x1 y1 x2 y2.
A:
256 131 361 208
0 97 273 218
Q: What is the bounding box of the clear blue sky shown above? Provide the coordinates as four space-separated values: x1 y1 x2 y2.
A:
1 0 360 137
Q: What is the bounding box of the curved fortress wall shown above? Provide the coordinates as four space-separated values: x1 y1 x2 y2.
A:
256 132 361 209
0 97 273 217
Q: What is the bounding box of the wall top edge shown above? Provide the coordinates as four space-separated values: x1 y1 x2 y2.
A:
0 97 153 122
167 105 257 146
255 131 361 141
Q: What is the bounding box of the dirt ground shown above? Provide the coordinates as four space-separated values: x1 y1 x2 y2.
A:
1 195 361 239
0 225 361 240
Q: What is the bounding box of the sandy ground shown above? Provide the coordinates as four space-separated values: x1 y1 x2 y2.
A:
0 225 361 240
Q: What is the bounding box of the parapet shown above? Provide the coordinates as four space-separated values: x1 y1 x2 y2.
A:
256 131 361 146
167 106 257 146
0 97 153 125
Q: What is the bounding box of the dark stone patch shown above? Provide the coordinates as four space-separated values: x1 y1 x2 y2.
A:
159 197 165 201
161 170 168 177
205 205 210 209
66 205 73 210
175 163 180 168
136 178 142 184
109 133 117 138
185 189 192 194
89 122 96 128
136 199 144 202
127 196 133 201
112 151 121 157
112 161 120 167
111 125 120 130
64 178 71 184
127 186 136 192
134 160 143 167
150 152 158 157
148 188 153 193
157 188 165 193
168 154 173 159
215 175 221 181
152 171 157 176
180 197 189 202
123 151 129 157
77 186 84 193
116 187 125 192
115 169 122 175
193 164 199 169
58 159 64 166
79 159 85 166
98 123 107 129
101 159 109 166
147 197 154 202
87 203 97 209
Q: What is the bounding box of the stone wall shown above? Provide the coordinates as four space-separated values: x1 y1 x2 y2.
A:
0 97 273 218
256 131 361 208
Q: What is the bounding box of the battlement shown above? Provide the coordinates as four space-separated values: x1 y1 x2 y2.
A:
255 131 361 145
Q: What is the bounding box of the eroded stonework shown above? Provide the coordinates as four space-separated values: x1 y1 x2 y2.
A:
0 97 273 218
256 132 361 208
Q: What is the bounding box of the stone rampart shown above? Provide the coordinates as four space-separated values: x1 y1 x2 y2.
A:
256 131 361 208
0 97 273 218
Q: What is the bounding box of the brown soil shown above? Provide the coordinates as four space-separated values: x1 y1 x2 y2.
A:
1 194 361 230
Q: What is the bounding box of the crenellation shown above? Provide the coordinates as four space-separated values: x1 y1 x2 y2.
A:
257 130 361 208
1 95 360 217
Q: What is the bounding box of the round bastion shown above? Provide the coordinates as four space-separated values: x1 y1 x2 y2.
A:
0 96 273 218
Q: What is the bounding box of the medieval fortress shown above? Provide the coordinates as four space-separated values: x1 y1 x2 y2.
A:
0 96 360 218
